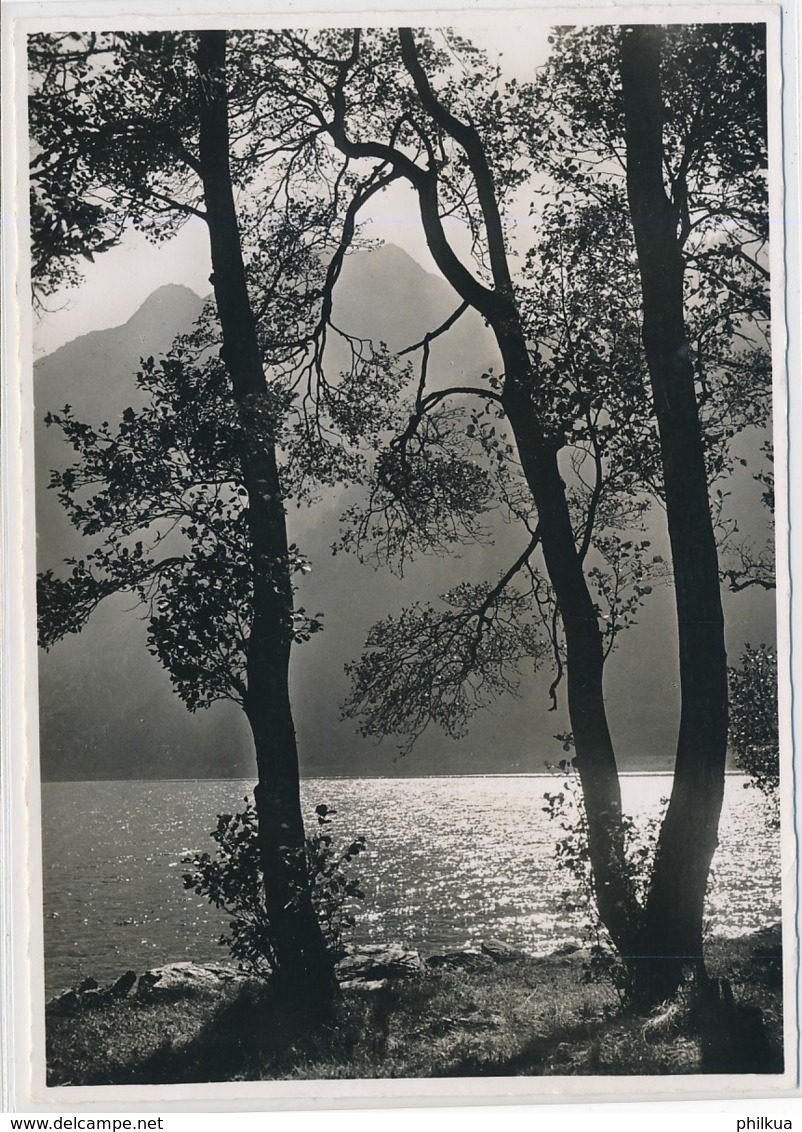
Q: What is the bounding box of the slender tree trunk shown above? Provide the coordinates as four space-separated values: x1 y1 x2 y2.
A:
196 29 336 1010
621 26 729 1003
502 372 639 958
389 30 643 962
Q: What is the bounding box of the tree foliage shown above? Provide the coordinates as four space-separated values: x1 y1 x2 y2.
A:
344 574 551 750
543 765 668 1000
36 284 410 710
28 27 407 1005
729 644 779 806
276 24 771 751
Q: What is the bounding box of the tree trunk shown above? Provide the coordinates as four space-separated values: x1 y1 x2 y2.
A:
388 31 643 962
502 375 639 959
621 26 729 1004
196 30 336 1010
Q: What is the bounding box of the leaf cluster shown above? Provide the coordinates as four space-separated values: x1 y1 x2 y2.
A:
29 32 205 296
336 401 496 572
343 573 549 751
543 763 667 1000
527 24 771 490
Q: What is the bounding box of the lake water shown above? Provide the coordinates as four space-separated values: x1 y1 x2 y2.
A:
40 775 782 995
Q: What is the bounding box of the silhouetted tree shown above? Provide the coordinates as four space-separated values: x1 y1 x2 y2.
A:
30 28 401 1010
269 23 771 1003
618 24 770 998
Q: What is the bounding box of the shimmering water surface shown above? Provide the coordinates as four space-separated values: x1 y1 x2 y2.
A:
41 775 781 995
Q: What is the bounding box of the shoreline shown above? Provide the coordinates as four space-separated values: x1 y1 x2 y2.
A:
45 926 784 1085
41 771 756 785
43 915 783 1003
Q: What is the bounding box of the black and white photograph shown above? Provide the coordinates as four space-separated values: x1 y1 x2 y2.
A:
6 5 795 1100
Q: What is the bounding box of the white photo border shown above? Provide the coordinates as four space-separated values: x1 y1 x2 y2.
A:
2 0 799 1110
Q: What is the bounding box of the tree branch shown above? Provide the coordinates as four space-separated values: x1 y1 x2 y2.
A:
398 28 515 297
325 30 502 325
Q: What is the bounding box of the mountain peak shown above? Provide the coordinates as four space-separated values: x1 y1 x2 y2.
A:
126 284 204 328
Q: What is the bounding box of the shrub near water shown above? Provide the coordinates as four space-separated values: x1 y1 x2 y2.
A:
543 761 667 1001
729 644 780 824
182 800 366 975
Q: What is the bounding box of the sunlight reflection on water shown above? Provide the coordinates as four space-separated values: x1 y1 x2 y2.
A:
41 774 781 994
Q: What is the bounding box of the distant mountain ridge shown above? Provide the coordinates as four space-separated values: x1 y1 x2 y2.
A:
37 284 205 403
34 246 511 781
34 245 774 781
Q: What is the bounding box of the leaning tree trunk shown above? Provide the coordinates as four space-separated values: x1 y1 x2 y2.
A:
502 365 640 960
196 29 337 1010
621 26 729 1004
391 27 643 961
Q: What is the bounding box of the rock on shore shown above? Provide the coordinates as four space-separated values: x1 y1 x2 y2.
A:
48 939 532 1007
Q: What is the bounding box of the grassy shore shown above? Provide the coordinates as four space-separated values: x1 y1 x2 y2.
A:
46 928 783 1086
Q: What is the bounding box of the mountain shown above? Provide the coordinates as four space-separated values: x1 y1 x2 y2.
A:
33 248 776 781
35 284 207 569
